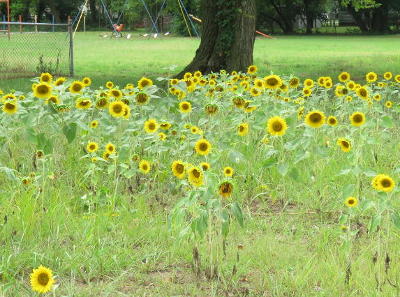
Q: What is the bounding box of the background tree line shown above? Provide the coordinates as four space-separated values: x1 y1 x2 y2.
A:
1 0 399 34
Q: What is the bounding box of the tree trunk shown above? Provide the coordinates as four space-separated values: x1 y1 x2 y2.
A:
347 6 369 33
371 2 390 33
89 0 98 25
176 0 256 77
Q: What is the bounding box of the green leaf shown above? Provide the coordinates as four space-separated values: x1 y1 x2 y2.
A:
288 167 300 181
63 122 77 144
381 116 393 128
338 214 348 224
231 202 244 227
342 184 355 198
392 213 400 229
277 163 289 176
369 214 382 233
262 157 278 168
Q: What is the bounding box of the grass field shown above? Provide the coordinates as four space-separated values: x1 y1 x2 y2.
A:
1 32 400 90
1 33 400 296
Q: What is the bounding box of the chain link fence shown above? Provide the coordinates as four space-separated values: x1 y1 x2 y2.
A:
0 22 73 79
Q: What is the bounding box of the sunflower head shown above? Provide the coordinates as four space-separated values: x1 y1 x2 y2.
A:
366 72 378 83
139 160 151 174
372 174 395 192
138 77 153 89
105 143 116 154
205 104 218 115
195 139 211 156
338 72 350 82
171 160 186 179
69 81 84 94
90 120 99 128
264 75 283 89
109 101 126 118
136 92 150 105
289 77 300 88
223 166 234 177
86 141 99 153
2 101 18 114
30 265 55 293
109 88 123 99
34 83 53 99
350 112 366 127
247 65 258 74
200 162 210 171
144 119 159 133
82 77 92 86
383 72 392 80
345 197 358 208
219 181 234 198
187 166 204 187
337 138 351 152
179 101 192 113
238 123 249 136
305 110 326 128
327 116 338 126
40 72 53 83
267 116 288 136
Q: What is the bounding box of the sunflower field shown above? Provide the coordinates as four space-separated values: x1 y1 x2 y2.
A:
1 68 400 296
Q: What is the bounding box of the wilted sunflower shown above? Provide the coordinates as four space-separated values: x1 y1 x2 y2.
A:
34 83 52 99
338 72 350 82
40 72 53 83
366 72 378 83
89 120 99 128
337 138 351 152
138 77 153 89
350 112 366 127
139 160 151 174
232 97 246 108
264 74 283 89
82 77 92 86
195 139 212 156
238 123 249 136
179 101 192 113
383 72 392 80
200 162 210 171
223 166 234 177
247 65 258 74
2 101 18 114
372 174 395 192
345 197 358 208
105 143 116 154
171 160 186 179
219 181 234 198
187 166 204 187
135 92 150 105
144 119 159 133
385 101 393 108
109 101 126 118
327 116 338 126
86 141 99 153
109 88 123 99
69 81 84 94
205 104 218 115
75 98 92 109
305 110 326 128
267 116 288 136
30 265 55 293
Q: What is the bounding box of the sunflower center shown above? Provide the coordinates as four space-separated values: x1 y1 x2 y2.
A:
341 141 349 148
239 126 245 132
37 272 50 286
37 85 49 94
381 178 391 188
192 169 201 179
5 102 15 110
309 113 322 123
199 143 208 151
348 199 355 205
359 89 367 97
142 164 148 170
267 78 278 86
148 123 156 130
72 84 82 92
272 121 283 132
113 104 123 113
176 164 184 174
353 114 363 123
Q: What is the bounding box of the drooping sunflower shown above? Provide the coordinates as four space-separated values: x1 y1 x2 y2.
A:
171 160 186 179
109 101 126 118
247 65 258 74
349 112 366 127
366 72 378 83
200 162 210 171
219 181 234 198
383 72 392 80
105 143 116 154
205 104 218 115
179 101 192 113
194 138 212 156
69 81 84 94
187 166 204 187
305 110 326 128
289 77 300 88
82 77 92 86
40 72 53 83
144 119 159 133
327 116 338 126
372 174 395 192
238 123 249 136
86 141 99 153
139 160 151 174
223 166 234 177
46 95 60 105
337 138 351 152
338 72 350 82
75 98 92 109
345 197 358 208
96 97 109 109
2 101 18 114
138 77 153 89
54 77 66 86
250 87 261 97
30 265 55 293
135 92 150 105
264 75 283 89
232 97 246 108
109 88 123 99
34 83 52 99
267 116 288 136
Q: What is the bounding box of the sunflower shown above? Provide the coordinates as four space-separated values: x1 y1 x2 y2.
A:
75 98 92 109
82 77 92 86
318 77 326 86
30 265 55 293
46 95 60 105
324 79 333 89
103 151 111 160
238 123 249 136
232 97 246 108
304 79 314 88
346 96 353 102
327 116 338 126
139 160 151 174
267 116 288 136
54 77 66 86
105 143 116 154
96 97 109 109
383 72 392 80
337 138 351 152
109 89 123 99
183 72 192 80
350 112 366 127
223 166 234 177
179 101 192 113
125 83 135 89
106 81 114 89
34 83 52 99
136 92 150 105
109 101 126 118
385 101 393 108
160 122 172 130
86 141 99 153
289 77 300 88
40 72 53 83
191 126 201 134
395 75 400 83
247 65 258 74
144 119 159 133
205 104 218 115
2 101 18 114
302 87 312 97
346 80 356 90
356 86 369 100
372 174 395 192
345 197 358 208
1 93 16 102
158 132 167 140
366 72 378 83
305 110 325 128
200 162 210 171
138 77 153 89
194 70 202 77
69 81 85 94
338 72 350 82
171 160 186 179
264 75 283 89
195 139 212 156
122 105 131 119
250 87 261 97
219 181 234 198
187 166 204 187
254 79 265 89
373 94 382 101
90 120 99 128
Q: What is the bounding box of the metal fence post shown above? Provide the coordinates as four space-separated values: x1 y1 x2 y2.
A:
68 19 74 77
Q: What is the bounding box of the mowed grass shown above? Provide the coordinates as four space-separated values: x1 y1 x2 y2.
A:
1 32 400 90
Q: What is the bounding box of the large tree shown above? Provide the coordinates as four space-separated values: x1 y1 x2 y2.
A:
177 0 256 76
